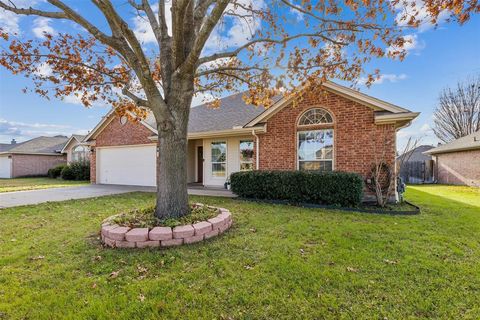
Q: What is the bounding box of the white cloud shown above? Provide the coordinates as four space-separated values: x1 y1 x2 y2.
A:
0 0 41 36
203 0 265 52
387 34 425 56
132 3 172 43
32 17 56 39
359 73 408 85
0 118 88 143
420 123 432 132
393 0 450 32
34 62 53 77
0 8 21 35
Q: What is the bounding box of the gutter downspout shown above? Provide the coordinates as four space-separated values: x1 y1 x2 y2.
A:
252 129 259 170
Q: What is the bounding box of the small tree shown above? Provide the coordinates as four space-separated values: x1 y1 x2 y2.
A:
433 76 480 143
0 0 476 218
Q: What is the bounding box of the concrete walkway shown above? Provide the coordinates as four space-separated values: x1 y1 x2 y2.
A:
0 184 234 209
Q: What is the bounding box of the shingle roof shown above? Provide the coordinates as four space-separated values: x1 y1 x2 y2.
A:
0 143 15 152
397 145 434 162
72 134 86 142
424 131 480 155
188 92 282 133
0 136 69 154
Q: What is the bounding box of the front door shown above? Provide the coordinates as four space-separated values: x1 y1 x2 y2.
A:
197 146 203 183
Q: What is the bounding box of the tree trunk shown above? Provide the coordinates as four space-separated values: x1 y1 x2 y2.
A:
153 79 193 219
155 124 189 219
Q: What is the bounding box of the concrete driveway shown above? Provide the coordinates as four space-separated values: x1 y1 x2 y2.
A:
0 184 234 209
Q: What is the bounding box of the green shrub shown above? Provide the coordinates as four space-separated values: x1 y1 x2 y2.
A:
230 170 364 207
70 161 90 180
60 165 76 180
47 164 68 178
61 161 90 180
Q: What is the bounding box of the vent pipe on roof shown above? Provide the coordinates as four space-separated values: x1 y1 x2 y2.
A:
11 138 16 144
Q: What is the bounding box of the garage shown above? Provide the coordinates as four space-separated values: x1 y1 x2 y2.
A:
96 145 156 186
0 155 12 178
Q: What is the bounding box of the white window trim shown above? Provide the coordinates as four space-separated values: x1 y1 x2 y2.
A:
239 139 254 171
296 129 335 171
211 141 227 179
297 108 334 127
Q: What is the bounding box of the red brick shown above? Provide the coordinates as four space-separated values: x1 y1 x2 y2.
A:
103 237 116 247
108 227 130 241
183 234 204 244
11 154 66 178
149 227 173 241
136 240 160 248
192 221 212 235
125 228 149 242
161 238 184 247
207 216 225 229
434 150 480 187
116 240 136 248
204 228 219 239
173 225 194 239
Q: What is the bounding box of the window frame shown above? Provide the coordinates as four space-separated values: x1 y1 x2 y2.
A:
211 141 227 178
239 139 254 171
297 108 334 127
296 129 334 171
72 145 88 162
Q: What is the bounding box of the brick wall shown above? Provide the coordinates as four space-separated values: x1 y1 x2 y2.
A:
11 154 67 178
258 90 396 180
90 116 156 183
435 150 480 187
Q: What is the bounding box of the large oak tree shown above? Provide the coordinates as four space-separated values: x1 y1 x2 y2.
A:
0 0 477 218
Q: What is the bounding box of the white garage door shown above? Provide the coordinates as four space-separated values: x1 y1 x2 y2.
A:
97 145 156 186
0 155 12 178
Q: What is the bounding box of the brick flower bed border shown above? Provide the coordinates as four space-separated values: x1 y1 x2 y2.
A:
101 204 232 249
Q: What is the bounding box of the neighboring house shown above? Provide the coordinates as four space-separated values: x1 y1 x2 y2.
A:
424 131 480 187
84 81 419 199
397 145 434 184
0 136 68 178
61 134 90 163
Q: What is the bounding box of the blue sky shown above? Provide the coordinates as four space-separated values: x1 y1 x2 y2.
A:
0 1 479 151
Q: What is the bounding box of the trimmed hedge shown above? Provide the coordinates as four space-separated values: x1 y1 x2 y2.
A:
47 164 68 178
230 170 364 207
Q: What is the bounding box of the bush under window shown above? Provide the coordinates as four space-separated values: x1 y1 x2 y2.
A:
61 161 90 181
230 170 363 207
47 164 68 178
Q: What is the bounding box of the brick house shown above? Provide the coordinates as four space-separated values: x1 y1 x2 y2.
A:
84 82 419 198
0 136 68 178
0 134 89 178
424 131 480 187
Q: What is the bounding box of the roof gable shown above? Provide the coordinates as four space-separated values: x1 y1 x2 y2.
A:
425 131 480 155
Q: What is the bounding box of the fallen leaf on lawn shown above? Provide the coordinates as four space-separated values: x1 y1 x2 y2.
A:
10 239 17 242
139 294 145 302
94 256 102 261
249 228 256 233
109 271 120 279
137 265 148 273
30 255 45 261
244 265 253 270
383 259 398 265
300 248 305 255
92 283 97 289
346 267 358 273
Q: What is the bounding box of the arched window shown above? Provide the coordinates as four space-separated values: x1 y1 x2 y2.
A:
72 145 88 162
298 108 333 126
297 108 334 171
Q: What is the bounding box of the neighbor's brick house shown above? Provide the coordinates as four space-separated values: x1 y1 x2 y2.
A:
424 131 480 187
84 81 419 199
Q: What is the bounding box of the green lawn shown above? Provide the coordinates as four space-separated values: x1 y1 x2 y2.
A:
0 177 89 193
0 185 479 319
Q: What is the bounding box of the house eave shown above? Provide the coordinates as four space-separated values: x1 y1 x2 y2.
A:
374 112 420 125
424 145 480 155
147 125 267 141
0 152 65 156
